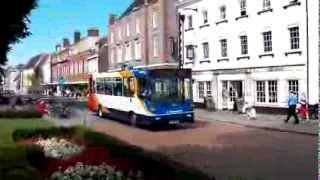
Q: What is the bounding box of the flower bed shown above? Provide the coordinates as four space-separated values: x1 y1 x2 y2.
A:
51 162 143 180
35 137 84 159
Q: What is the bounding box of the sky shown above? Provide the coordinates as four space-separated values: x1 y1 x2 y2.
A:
8 0 133 66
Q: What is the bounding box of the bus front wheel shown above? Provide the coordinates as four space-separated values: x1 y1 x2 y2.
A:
98 106 103 118
129 112 137 126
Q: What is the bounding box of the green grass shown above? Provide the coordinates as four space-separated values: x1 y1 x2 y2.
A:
0 119 54 146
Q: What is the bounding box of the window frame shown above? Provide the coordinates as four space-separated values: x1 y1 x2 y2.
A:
198 82 204 99
240 35 248 55
202 10 208 24
220 6 226 19
240 0 247 16
263 31 272 52
202 42 209 59
220 39 228 57
289 26 300 50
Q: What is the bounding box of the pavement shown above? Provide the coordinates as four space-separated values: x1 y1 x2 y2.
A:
195 108 318 136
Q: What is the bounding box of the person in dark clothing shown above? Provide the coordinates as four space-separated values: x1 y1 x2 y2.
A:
285 91 299 124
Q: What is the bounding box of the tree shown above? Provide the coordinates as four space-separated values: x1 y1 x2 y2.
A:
0 0 38 65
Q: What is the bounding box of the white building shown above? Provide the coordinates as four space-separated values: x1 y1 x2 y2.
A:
4 66 22 93
177 0 319 112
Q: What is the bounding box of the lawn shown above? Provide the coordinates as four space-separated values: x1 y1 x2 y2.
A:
0 119 54 145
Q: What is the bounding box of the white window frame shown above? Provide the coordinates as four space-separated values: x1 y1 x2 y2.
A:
220 6 226 20
240 0 247 16
263 31 272 52
263 0 271 10
117 46 122 63
188 15 193 29
186 45 195 60
220 39 228 57
198 82 204 99
152 10 159 29
256 81 266 103
288 80 299 95
202 10 208 24
202 42 209 59
135 18 140 34
134 40 141 60
125 43 131 61
255 80 278 104
206 81 212 97
126 23 130 37
240 35 248 55
289 26 299 50
153 36 160 57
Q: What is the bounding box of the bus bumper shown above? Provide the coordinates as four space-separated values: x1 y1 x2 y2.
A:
137 112 194 126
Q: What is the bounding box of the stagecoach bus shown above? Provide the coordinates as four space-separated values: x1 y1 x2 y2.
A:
88 68 194 126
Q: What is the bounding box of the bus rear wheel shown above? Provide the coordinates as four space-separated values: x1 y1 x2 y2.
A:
129 112 137 126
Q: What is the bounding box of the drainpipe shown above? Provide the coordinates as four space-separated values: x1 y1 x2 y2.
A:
305 0 309 103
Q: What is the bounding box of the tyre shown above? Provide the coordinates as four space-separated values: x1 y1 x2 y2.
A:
98 106 103 118
129 112 137 126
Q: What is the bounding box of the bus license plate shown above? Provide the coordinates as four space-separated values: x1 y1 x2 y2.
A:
169 120 179 124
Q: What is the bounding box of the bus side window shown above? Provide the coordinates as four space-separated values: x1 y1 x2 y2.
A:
123 78 131 97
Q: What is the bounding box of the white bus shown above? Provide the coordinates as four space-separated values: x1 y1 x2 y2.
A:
88 68 194 126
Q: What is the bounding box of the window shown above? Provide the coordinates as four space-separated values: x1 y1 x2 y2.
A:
134 40 141 60
220 39 228 57
110 32 114 43
263 0 271 9
289 26 299 50
263 31 272 52
125 43 131 61
202 42 209 58
188 15 193 29
203 10 208 24
126 23 130 37
206 81 212 97
113 78 123 96
240 0 247 16
186 45 195 59
135 18 140 34
268 80 278 103
220 6 226 19
288 80 299 95
153 36 160 57
118 28 122 40
240 35 248 55
152 10 159 29
256 81 266 102
117 46 122 63
198 82 204 98
123 78 134 97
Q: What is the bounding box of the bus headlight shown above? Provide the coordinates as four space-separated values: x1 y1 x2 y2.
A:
186 114 193 118
149 107 156 112
155 117 161 121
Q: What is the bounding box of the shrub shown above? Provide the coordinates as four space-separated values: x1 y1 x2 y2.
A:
0 109 42 118
22 145 45 169
4 166 40 180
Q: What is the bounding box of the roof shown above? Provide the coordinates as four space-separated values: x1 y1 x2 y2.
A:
119 0 155 19
24 54 49 69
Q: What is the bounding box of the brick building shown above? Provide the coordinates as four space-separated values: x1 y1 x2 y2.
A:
50 28 100 95
107 0 179 71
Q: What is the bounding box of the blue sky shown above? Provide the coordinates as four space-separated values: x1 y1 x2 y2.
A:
8 0 133 66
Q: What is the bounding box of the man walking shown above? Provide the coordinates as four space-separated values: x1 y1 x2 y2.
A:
285 91 299 124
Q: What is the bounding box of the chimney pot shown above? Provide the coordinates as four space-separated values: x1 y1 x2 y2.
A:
74 31 81 43
63 38 70 48
88 28 99 37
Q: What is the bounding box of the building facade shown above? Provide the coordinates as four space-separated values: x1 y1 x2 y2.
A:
4 66 22 93
107 0 179 71
177 0 319 112
50 29 100 95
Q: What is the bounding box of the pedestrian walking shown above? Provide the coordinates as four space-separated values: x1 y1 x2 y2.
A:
285 91 299 124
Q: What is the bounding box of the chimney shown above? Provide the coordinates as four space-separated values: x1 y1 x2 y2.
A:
87 28 99 37
109 14 117 25
55 44 61 52
63 38 70 48
74 31 81 44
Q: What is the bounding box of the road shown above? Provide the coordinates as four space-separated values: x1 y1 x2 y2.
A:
48 104 317 180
